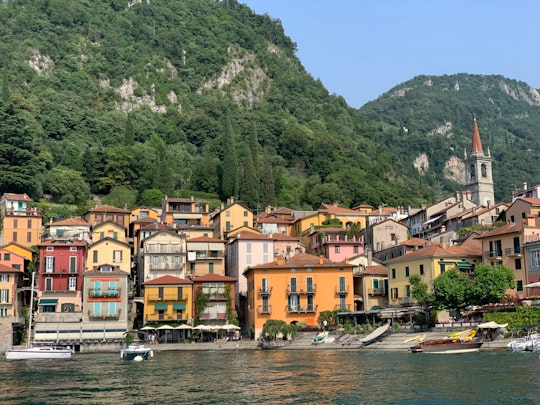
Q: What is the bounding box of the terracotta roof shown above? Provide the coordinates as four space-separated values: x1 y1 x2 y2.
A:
474 220 535 239
249 252 352 269
0 263 22 272
38 239 87 247
192 274 236 282
87 205 130 213
363 265 388 276
230 231 271 241
269 233 299 241
471 117 483 154
187 236 226 243
2 193 32 202
131 217 158 225
386 242 481 263
49 217 90 227
400 237 430 247
143 275 192 285
517 198 540 205
140 223 176 231
319 203 359 215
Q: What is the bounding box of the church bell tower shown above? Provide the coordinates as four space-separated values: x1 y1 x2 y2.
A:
464 117 494 206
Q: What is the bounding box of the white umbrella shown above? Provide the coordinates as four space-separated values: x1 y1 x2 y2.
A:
525 282 540 288
221 324 241 331
157 325 174 330
193 324 213 330
140 326 156 331
175 324 193 330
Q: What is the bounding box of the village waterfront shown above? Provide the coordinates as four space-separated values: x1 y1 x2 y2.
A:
1 335 539 405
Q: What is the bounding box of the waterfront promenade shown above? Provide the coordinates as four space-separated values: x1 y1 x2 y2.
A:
148 330 511 353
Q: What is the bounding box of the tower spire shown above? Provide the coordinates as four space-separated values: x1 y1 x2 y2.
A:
471 116 483 154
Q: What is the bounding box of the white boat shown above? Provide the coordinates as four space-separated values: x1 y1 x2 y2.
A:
507 333 539 352
5 346 73 360
360 323 391 347
120 342 153 361
5 272 73 360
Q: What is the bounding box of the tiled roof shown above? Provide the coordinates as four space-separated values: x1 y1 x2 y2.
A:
187 236 226 243
38 239 87 247
363 265 388 276
143 275 192 285
518 198 540 205
474 219 537 239
0 263 22 272
249 252 352 269
471 117 483 154
192 274 236 282
2 193 32 202
49 217 90 226
87 205 130 213
386 242 481 263
319 203 359 215
230 231 271 241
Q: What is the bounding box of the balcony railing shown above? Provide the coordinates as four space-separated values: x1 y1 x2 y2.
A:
368 287 385 295
287 285 317 295
286 304 318 314
504 247 522 257
148 265 185 272
88 288 121 298
144 246 185 254
145 314 188 321
199 313 227 320
194 252 224 260
398 297 415 306
258 286 273 296
257 305 272 315
147 294 189 302
42 268 79 274
482 251 503 261
42 290 77 295
88 309 121 320
335 285 349 295
334 304 351 312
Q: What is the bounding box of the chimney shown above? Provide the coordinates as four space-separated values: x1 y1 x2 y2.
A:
524 182 528 190
367 247 372 266
277 256 285 265
440 240 447 249
319 255 324 265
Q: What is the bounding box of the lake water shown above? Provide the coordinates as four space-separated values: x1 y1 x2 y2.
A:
1 349 539 404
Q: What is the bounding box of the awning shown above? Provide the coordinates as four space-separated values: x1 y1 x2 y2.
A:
154 304 168 310
173 303 186 310
38 299 58 305
422 215 443 226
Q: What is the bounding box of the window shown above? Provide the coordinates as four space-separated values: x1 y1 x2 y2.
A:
440 263 445 273
307 277 313 293
0 274 8 282
290 277 297 293
353 246 359 254
0 289 9 303
0 307 7 317
391 268 396 279
391 288 399 299
532 250 540 268
261 277 269 293
419 264 424 275
335 246 341 253
513 237 521 254
13 219 18 228
158 287 164 300
108 302 117 316
68 277 77 291
3 253 10 260
113 250 123 263
225 221 231 232
406 285 411 297
339 294 346 310
190 262 195 273
109 280 117 295
28 219 32 228
45 277 53 291
45 256 55 273
489 240 502 257
69 256 77 273
226 211 231 217
373 279 379 289
27 232 31 243
246 243 252 253
93 302 102 317
470 164 475 178
339 276 346 292
262 296 269 313
93 250 98 263
481 164 487 177
405 266 410 277
208 262 214 273
243 211 248 217
517 280 523 291
62 303 75 313
288 294 299 311
177 287 183 300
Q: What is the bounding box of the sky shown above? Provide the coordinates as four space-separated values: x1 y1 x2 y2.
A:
240 1 540 109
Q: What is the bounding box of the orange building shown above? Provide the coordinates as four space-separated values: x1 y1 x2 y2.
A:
244 253 355 338
1 193 42 248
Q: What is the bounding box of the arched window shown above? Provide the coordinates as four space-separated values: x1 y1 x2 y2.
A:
470 164 475 179
481 164 487 177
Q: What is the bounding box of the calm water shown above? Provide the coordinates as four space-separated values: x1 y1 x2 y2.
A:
1 349 539 404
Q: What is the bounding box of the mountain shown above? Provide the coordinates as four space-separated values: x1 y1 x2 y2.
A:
1 0 539 217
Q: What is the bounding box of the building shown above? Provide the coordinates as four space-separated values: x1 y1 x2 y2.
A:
186 236 226 277
142 275 193 324
0 193 42 248
161 196 209 228
254 207 296 236
191 273 237 325
46 217 91 241
140 230 187 283
363 219 409 253
84 205 131 229
463 117 495 207
307 227 363 261
244 253 355 338
211 197 253 239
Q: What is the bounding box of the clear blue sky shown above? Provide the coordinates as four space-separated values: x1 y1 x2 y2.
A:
241 1 540 108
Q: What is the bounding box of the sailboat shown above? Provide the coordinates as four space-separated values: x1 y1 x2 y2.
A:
5 272 73 360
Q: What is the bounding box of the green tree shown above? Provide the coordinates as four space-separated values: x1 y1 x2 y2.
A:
124 114 134 146
139 188 164 207
42 167 90 204
239 142 258 210
221 116 239 199
260 153 276 207
432 268 472 310
409 274 434 309
469 264 515 305
261 319 297 341
102 185 137 209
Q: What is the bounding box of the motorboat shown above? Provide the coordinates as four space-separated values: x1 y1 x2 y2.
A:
507 332 539 352
5 346 73 360
410 330 482 354
360 323 391 347
120 342 153 361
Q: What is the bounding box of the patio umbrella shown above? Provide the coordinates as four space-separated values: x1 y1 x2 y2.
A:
157 325 174 343
175 324 193 340
140 326 156 331
525 282 540 288
221 324 241 331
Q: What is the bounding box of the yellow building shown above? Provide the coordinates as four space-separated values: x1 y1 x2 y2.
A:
92 221 128 243
142 275 193 324
87 238 131 274
1 193 42 248
84 204 131 229
385 240 481 307
244 252 355 338
1 241 34 262
211 198 253 239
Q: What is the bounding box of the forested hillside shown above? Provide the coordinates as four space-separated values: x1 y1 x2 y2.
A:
1 0 540 219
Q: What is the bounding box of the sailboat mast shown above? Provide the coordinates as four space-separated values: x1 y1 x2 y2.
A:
26 271 35 349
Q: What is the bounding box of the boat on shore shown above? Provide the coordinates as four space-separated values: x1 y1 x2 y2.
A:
410 329 482 353
360 323 391 347
120 342 153 361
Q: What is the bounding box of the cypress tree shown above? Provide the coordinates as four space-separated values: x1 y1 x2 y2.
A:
221 116 239 199
240 142 259 210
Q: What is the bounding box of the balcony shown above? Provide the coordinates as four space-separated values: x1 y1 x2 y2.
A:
194 252 224 260
145 313 189 322
335 285 350 295
88 288 121 298
43 268 79 275
258 286 273 296
482 251 502 261
368 287 386 296
199 313 227 320
42 290 77 295
398 297 415 306
257 305 272 315
149 265 185 272
147 294 188 302
287 304 318 314
286 284 317 295
504 247 522 257
333 304 351 312
88 309 121 320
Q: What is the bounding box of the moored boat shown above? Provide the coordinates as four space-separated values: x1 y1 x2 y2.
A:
5 346 73 360
120 342 153 361
410 338 483 353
